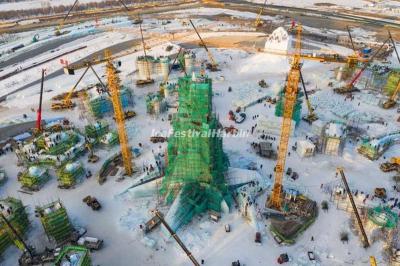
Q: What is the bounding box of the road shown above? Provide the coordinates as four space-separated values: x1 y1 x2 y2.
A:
0 38 140 102
0 34 89 69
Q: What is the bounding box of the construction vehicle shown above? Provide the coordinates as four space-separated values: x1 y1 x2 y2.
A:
380 157 400 172
82 196 101 211
136 18 154 86
77 236 103 250
374 188 387 199
52 63 107 110
277 253 290 264
382 79 400 109
153 210 200 266
337 168 370 248
113 110 136 121
267 24 303 210
255 0 267 27
334 31 398 94
300 70 318 124
86 143 99 163
189 19 219 72
106 50 133 176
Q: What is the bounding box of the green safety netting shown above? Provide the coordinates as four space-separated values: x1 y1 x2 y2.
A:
368 206 399 229
160 75 232 229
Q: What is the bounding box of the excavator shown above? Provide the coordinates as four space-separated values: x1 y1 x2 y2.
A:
189 19 219 72
382 79 400 109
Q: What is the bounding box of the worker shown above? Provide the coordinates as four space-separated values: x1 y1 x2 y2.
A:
201 259 204 264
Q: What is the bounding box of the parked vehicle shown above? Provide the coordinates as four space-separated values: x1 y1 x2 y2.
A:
77 237 103 250
255 232 262 244
83 196 101 210
225 224 231 233
374 188 387 199
277 253 290 264
150 136 167 143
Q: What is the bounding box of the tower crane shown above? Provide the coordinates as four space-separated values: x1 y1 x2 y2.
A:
382 79 400 109
255 0 267 28
336 167 370 248
189 19 219 72
105 50 133 176
267 24 303 210
55 0 79 36
153 210 200 266
0 212 54 265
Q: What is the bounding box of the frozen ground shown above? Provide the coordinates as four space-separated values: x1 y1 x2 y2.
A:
1 6 400 266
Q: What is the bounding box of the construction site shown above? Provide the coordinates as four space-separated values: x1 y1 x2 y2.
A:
0 0 400 265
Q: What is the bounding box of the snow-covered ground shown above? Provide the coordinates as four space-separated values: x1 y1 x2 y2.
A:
1 6 400 266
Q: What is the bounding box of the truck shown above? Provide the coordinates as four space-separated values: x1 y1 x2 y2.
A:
77 236 103 250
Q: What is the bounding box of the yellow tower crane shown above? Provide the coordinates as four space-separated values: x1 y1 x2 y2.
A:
105 50 133 176
267 24 303 210
255 0 267 28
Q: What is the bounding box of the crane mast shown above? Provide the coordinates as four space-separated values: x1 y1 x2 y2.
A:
267 25 302 210
106 50 133 176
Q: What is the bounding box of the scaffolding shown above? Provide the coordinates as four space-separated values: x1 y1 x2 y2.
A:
0 197 29 255
54 245 91 266
56 161 84 188
36 201 73 244
85 121 109 139
160 75 231 230
275 87 303 125
19 166 50 191
384 69 400 95
88 88 133 118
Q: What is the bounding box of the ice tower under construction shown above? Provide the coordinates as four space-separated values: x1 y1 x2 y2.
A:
160 74 231 231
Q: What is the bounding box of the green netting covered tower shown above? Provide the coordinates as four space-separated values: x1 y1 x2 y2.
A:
160 74 231 231
54 245 91 266
36 201 73 244
0 197 29 255
275 86 303 125
56 162 85 188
